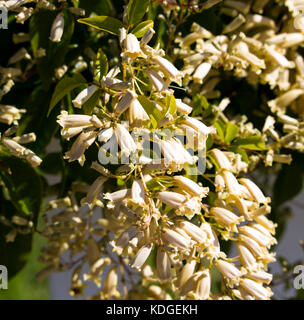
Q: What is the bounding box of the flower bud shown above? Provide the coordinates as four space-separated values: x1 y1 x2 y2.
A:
72 85 99 109
50 12 64 42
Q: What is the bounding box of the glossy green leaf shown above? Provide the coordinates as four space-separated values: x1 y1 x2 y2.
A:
233 135 266 150
94 48 108 82
78 16 124 35
138 95 163 125
224 122 239 144
132 20 154 38
165 94 176 115
48 73 86 116
213 119 225 142
79 0 114 16
127 0 150 25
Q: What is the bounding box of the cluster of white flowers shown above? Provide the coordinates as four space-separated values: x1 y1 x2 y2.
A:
175 0 304 159
0 105 42 167
43 11 278 298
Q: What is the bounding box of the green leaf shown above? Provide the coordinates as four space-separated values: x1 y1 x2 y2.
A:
192 95 210 117
138 95 163 124
127 0 150 25
213 119 225 142
79 0 114 16
131 20 154 38
224 122 239 144
94 48 108 83
165 94 176 115
78 16 124 35
233 135 266 150
0 154 42 219
82 89 100 115
48 73 86 116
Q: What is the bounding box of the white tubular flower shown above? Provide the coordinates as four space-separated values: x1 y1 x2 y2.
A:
97 128 114 145
72 85 99 109
211 148 233 171
173 175 208 198
26 151 42 167
264 45 295 68
140 28 155 46
195 269 211 300
239 278 273 300
0 105 25 125
57 111 102 129
162 228 191 250
176 259 197 288
215 259 242 287
2 138 26 157
175 99 193 114
131 179 145 206
178 220 207 245
119 27 126 47
115 226 138 254
125 33 145 58
235 42 265 69
102 267 119 299
64 130 98 166
2 138 42 167
152 56 181 83
238 234 264 259
237 243 260 272
239 178 267 204
247 270 273 285
115 124 137 156
115 90 137 115
131 244 153 270
83 176 108 205
254 215 276 235
266 33 304 48
268 89 304 113
223 14 246 34
157 247 171 280
180 270 203 296
146 69 169 92
8 47 31 65
158 137 197 166
61 127 84 140
238 225 277 248
50 12 64 42
104 189 130 202
156 191 186 208
16 7 34 24
157 191 201 219
221 170 242 195
184 116 214 137
192 62 212 84
210 207 244 232
262 115 275 132
129 99 149 127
